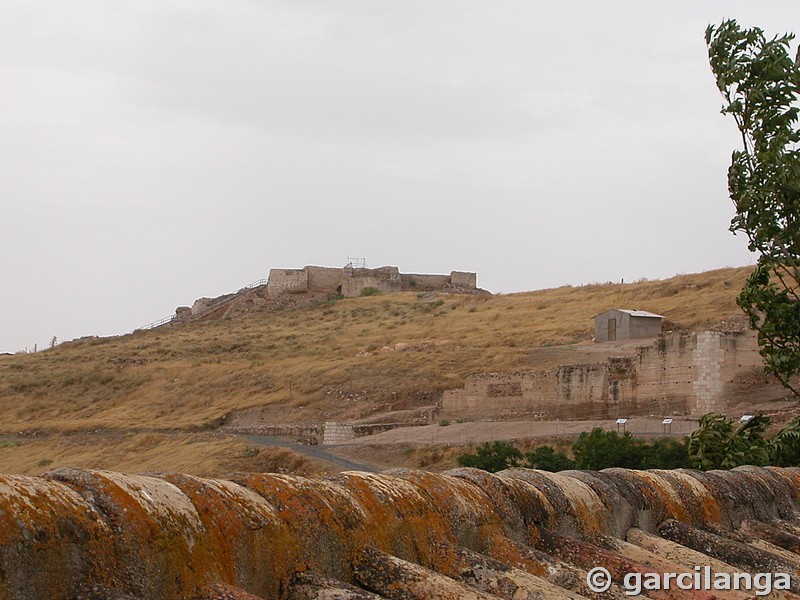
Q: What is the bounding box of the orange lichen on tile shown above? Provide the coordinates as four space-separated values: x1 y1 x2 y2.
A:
1 465 800 599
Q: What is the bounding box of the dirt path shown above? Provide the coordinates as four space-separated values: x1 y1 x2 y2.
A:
242 434 379 472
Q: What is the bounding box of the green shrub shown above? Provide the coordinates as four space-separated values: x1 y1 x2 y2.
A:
572 428 646 470
640 438 689 469
457 441 522 473
438 419 450 427
525 446 576 472
359 287 380 297
770 417 800 466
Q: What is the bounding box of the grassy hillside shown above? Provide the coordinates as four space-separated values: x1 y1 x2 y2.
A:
0 433 326 477
0 266 752 435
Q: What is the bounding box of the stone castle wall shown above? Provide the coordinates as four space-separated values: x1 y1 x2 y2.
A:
173 264 478 326
306 266 343 292
266 268 308 297
450 271 478 288
342 266 402 297
442 328 782 418
268 265 477 299
400 273 451 290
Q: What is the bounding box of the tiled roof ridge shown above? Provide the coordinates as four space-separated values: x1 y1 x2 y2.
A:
2 466 800 598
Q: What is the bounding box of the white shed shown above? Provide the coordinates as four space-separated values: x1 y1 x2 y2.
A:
594 309 663 342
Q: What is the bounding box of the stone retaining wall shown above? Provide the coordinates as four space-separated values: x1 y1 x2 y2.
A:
443 328 783 417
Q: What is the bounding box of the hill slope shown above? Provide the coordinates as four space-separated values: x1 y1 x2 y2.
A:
0 266 753 435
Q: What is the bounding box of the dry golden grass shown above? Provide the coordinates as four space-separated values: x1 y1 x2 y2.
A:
0 266 752 434
0 433 326 477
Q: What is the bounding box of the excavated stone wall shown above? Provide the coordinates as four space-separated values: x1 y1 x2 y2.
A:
443 328 780 418
2 466 800 599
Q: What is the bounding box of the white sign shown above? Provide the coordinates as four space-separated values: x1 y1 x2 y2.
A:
662 418 673 425
740 415 754 422
616 418 628 424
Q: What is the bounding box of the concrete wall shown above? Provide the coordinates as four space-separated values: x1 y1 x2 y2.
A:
629 316 663 339
267 268 308 297
443 328 781 418
595 310 661 342
595 310 621 342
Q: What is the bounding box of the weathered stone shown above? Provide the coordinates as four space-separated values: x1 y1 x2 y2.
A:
0 467 799 599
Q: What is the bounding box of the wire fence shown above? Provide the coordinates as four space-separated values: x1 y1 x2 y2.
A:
378 414 700 446
134 314 175 332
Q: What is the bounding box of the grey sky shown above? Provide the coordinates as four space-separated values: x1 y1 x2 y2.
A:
1 1 796 353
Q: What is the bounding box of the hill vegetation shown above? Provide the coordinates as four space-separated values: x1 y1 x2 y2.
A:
1 266 752 433
0 266 755 475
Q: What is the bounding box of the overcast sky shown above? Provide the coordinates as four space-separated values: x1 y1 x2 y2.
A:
1 2 797 353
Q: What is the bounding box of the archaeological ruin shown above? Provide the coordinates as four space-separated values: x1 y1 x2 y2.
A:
165 264 479 326
266 264 478 298
442 325 785 419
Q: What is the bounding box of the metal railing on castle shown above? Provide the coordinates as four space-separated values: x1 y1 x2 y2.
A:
134 278 269 332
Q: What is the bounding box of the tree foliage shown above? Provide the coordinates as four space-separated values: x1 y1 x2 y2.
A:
706 20 800 394
767 416 800 466
457 430 690 473
457 414 800 474
639 438 690 470
525 446 576 472
687 413 770 470
457 441 523 472
572 428 645 470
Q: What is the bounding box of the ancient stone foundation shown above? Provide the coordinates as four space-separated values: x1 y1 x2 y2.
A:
3 466 800 598
443 327 786 418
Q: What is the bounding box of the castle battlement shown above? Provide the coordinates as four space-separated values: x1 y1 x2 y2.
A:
267 265 477 298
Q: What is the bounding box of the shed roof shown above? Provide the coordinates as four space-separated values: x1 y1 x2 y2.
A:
595 308 664 319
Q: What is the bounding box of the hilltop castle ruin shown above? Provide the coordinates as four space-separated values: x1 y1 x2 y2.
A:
267 264 477 298
168 264 478 325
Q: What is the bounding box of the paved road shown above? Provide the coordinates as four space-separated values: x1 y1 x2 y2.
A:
243 434 379 472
